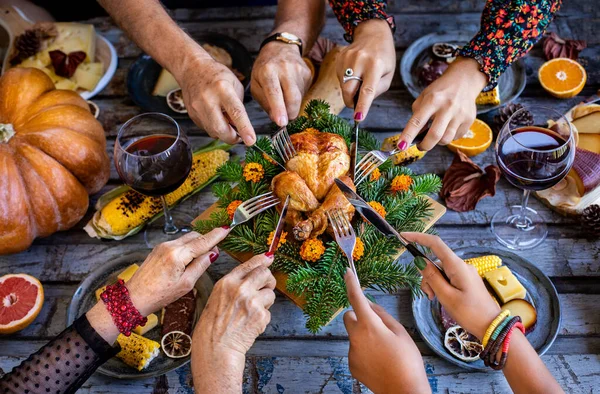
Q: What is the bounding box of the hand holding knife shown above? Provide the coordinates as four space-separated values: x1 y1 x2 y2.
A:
334 178 451 282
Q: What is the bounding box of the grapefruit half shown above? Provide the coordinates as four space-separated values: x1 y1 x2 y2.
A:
0 274 44 334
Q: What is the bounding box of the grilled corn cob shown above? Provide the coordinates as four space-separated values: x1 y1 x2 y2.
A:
465 255 502 277
116 333 160 371
84 142 230 240
476 85 500 106
381 135 426 165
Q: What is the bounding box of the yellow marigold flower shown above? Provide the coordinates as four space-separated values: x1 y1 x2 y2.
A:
390 174 413 193
299 238 326 262
368 201 387 218
243 162 265 183
266 230 288 250
352 237 365 261
226 200 243 220
370 168 382 182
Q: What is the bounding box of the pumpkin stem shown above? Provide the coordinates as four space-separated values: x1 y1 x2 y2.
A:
0 123 15 143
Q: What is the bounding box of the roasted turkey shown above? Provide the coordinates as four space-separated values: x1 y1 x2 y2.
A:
271 128 355 240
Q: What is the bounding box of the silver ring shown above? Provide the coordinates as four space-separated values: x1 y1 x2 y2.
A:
345 68 354 77
343 68 362 84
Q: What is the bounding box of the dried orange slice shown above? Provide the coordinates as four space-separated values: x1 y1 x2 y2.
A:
0 274 44 334
444 325 483 362
447 118 493 157
161 331 192 359
538 58 587 99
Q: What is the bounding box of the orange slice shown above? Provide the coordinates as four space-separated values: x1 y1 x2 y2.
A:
0 274 44 334
447 118 493 157
538 58 587 99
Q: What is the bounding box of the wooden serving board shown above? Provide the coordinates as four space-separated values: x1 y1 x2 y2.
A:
193 196 446 311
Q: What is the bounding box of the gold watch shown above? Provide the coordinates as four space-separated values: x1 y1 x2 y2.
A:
260 32 303 55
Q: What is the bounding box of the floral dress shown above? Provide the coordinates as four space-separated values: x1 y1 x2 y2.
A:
329 0 396 42
459 0 562 88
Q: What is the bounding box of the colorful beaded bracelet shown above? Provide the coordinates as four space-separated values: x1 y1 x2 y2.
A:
100 279 147 337
481 316 522 368
482 310 510 347
490 315 512 342
491 322 526 370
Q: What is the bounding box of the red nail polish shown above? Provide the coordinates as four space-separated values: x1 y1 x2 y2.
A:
209 252 219 263
354 112 363 121
397 140 408 151
265 251 275 258
221 225 230 230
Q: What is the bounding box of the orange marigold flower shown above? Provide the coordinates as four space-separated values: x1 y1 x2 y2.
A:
352 237 365 261
243 162 264 182
390 174 413 193
368 201 386 218
369 168 382 182
267 230 288 250
299 238 326 262
226 200 243 220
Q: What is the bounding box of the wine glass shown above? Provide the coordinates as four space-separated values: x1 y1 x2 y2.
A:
115 113 194 248
492 105 575 250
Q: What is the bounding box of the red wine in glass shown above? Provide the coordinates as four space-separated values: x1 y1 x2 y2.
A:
121 134 192 197
497 126 572 191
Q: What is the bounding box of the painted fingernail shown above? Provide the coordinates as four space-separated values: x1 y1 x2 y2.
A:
209 252 219 263
221 225 230 230
354 112 363 121
397 140 408 151
265 251 275 258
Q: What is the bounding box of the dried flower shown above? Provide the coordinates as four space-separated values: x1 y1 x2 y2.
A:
226 200 243 220
352 237 365 261
543 32 587 61
300 238 326 262
243 162 264 182
390 174 413 193
49 50 87 78
368 201 387 218
440 150 501 212
267 230 288 250
370 168 382 182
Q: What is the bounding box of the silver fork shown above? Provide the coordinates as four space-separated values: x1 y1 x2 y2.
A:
231 191 281 228
354 132 427 186
271 126 297 163
327 208 360 286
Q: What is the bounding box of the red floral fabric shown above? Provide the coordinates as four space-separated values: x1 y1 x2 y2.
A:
329 0 396 42
459 0 562 89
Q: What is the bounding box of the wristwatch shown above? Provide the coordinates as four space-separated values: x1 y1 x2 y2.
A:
260 32 303 55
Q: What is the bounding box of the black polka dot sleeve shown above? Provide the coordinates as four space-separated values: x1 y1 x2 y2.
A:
0 315 119 394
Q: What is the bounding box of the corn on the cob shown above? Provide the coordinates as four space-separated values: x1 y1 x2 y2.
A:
465 255 502 277
381 135 426 165
85 146 229 240
476 86 500 106
116 333 160 371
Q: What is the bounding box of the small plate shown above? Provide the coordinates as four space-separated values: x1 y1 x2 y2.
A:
67 250 214 379
412 247 561 371
127 32 253 117
400 32 526 114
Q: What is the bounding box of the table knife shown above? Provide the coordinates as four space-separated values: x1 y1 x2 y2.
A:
268 195 290 254
334 178 450 282
234 131 286 171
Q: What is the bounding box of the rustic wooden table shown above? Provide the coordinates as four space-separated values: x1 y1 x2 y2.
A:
1 3 599 393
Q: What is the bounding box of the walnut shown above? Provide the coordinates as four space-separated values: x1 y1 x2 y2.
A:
440 150 501 212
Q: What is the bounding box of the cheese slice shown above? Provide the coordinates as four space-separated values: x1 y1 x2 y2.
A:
46 23 97 63
483 266 526 303
573 112 600 134
54 78 78 91
73 62 104 91
578 134 600 155
152 69 180 96
95 285 109 301
117 263 140 282
133 313 159 335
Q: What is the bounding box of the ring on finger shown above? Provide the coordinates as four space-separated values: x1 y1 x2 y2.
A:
343 68 362 84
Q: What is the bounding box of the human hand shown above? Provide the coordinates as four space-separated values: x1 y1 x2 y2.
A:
178 53 255 146
401 232 501 340
251 42 312 126
126 227 229 317
397 57 488 151
343 269 430 393
336 19 396 122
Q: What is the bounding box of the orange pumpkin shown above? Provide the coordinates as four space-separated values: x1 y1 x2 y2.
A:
0 68 109 254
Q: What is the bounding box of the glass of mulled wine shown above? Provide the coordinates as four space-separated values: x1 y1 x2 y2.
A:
115 113 193 248
492 106 575 250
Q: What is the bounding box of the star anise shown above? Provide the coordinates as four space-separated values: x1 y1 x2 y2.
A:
49 50 87 78
543 32 587 61
440 150 501 212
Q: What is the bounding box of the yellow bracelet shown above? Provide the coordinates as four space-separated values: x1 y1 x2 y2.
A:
482 310 510 347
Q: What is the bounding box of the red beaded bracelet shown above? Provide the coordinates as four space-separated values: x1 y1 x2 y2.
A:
490 320 525 370
100 279 147 337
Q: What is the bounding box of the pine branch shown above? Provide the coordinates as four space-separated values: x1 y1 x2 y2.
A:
194 209 229 234
358 129 381 151
411 174 443 195
217 161 243 182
